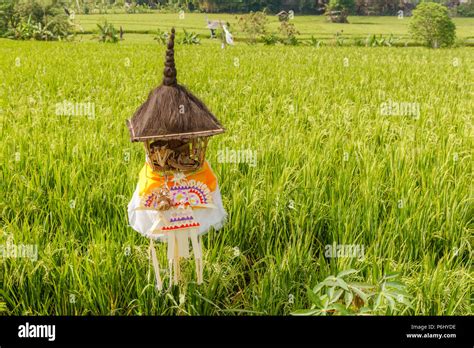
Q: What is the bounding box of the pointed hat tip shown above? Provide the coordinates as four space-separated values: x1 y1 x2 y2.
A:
163 27 177 86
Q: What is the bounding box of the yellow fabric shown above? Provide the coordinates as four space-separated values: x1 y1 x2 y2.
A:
138 161 218 196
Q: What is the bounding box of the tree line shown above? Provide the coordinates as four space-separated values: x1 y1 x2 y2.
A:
1 0 472 18
127 0 472 15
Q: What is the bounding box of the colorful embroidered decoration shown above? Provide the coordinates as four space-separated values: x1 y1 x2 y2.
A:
141 187 172 211
170 180 212 208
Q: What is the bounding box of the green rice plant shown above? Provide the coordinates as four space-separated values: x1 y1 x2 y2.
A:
354 37 365 46
306 35 323 47
335 34 345 46
0 17 472 315
261 33 278 45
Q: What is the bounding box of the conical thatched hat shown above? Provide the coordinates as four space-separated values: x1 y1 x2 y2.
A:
126 28 224 142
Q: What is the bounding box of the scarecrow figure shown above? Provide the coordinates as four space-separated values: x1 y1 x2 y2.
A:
219 22 234 49
276 11 289 22
205 16 220 38
126 28 226 290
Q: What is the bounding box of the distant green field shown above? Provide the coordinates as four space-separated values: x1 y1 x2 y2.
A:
74 13 474 43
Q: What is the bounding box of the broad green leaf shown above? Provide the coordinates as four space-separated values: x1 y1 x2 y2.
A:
400 296 414 308
383 272 400 280
327 286 334 300
337 269 358 278
350 286 368 304
384 293 396 312
324 275 337 282
347 282 374 289
313 282 325 294
291 309 319 316
336 277 349 291
307 287 322 307
321 294 329 308
330 289 344 304
385 281 406 290
374 293 383 310
322 279 339 287
344 291 353 308
385 287 410 297
330 303 348 315
359 306 373 315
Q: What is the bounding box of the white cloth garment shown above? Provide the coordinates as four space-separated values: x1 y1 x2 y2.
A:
222 24 234 45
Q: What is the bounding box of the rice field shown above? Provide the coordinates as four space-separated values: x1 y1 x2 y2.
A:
0 15 473 315
73 12 474 42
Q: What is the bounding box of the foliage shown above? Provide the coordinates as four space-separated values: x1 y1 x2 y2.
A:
409 2 456 48
261 32 278 45
1 17 473 316
6 13 34 39
354 0 402 16
65 13 473 47
365 34 397 47
22 0 474 16
30 20 56 40
259 21 299 45
194 0 320 13
456 3 474 17
334 31 345 46
325 0 355 23
179 28 200 44
292 270 413 316
306 35 323 47
156 2 187 14
278 20 299 45
1 0 73 40
153 27 168 45
95 20 119 43
327 0 355 12
236 10 267 44
125 2 152 14
7 13 69 41
0 0 20 36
